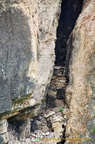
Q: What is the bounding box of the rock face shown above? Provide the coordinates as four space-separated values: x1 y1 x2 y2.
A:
0 0 95 144
0 0 61 117
65 0 95 143
0 0 61 143
0 0 36 114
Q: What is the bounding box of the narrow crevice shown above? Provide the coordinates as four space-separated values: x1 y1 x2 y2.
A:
57 127 66 144
55 0 83 67
54 0 84 143
6 1 84 144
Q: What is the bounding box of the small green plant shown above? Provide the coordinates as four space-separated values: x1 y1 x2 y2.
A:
90 128 95 134
59 107 64 112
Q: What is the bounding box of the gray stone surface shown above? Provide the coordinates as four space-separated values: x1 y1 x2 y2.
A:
0 4 35 113
0 136 3 144
0 0 61 117
0 120 8 134
0 0 62 143
87 117 95 144
1 132 9 143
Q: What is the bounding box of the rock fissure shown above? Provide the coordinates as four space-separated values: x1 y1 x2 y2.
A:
1 0 95 144
4 0 83 142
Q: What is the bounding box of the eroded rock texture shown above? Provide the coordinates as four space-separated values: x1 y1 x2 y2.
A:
0 0 95 144
65 0 95 143
0 0 61 143
0 0 61 117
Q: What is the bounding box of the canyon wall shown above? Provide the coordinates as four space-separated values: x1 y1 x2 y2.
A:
0 0 95 144
0 0 61 143
65 0 95 143
0 0 61 117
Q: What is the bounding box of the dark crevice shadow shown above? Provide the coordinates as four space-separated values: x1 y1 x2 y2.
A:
54 0 84 143
55 0 83 66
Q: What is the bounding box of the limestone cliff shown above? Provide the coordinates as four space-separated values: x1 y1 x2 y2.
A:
0 0 61 117
0 0 61 143
0 0 95 144
65 0 95 143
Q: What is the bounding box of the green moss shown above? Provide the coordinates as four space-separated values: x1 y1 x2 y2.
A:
12 93 32 103
0 93 40 120
0 103 40 121
0 109 19 120
59 107 64 112
90 128 95 134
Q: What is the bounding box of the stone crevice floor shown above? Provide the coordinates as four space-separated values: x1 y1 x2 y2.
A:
7 66 69 144
28 66 69 144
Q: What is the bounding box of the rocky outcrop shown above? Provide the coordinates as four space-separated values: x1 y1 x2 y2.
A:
0 0 61 118
0 61 68 144
5 66 68 144
0 0 61 143
65 0 95 143
0 0 95 144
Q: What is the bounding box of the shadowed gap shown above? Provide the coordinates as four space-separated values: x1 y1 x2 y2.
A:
55 0 83 66
55 0 84 143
